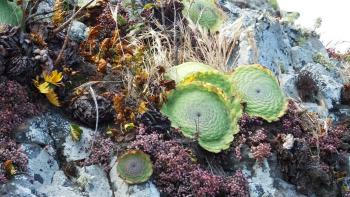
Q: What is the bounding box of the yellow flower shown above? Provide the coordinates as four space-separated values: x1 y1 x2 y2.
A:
45 90 61 107
137 101 148 114
43 70 63 86
36 82 51 94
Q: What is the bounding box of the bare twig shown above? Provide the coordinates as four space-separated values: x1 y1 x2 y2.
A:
54 24 71 65
53 0 95 34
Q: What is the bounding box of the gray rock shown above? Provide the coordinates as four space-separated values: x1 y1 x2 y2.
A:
300 63 343 109
68 21 89 42
63 125 93 161
35 0 54 23
290 37 328 71
301 102 328 119
23 144 59 186
15 111 71 147
37 171 82 197
222 13 293 75
77 165 113 197
280 73 299 99
0 144 61 197
243 154 306 197
109 157 160 197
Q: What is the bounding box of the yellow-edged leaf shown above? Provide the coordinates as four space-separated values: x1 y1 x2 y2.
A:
43 70 63 86
124 123 135 132
70 124 83 142
4 160 16 176
45 90 61 107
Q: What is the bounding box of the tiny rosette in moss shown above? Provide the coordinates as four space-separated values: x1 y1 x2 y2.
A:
230 64 288 122
182 0 225 32
166 62 216 83
161 82 242 153
117 150 153 184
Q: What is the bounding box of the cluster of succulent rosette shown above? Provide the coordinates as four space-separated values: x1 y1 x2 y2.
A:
162 62 288 153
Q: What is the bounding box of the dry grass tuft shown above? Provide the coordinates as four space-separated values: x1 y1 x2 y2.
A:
139 19 238 73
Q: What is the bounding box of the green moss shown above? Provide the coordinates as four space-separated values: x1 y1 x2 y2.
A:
312 53 334 69
268 0 279 10
117 150 153 184
182 0 225 32
230 64 288 122
161 82 242 153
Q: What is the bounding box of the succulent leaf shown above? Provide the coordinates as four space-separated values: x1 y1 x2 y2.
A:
161 82 242 153
181 71 234 97
182 0 225 32
70 124 83 142
166 62 216 83
117 150 153 184
0 0 23 27
230 64 288 122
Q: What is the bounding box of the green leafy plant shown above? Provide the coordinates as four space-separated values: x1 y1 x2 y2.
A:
70 124 83 142
161 82 242 153
181 71 233 96
0 0 23 27
182 0 225 32
117 150 153 184
166 62 216 83
230 64 288 122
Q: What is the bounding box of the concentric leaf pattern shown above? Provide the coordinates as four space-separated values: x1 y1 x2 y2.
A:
230 64 288 122
117 150 153 184
161 82 241 153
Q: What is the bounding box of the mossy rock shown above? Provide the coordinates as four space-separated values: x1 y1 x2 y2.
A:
161 82 242 153
230 64 288 122
166 62 216 83
117 150 153 184
182 0 225 32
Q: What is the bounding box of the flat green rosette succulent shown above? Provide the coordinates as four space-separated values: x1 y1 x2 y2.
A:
0 0 23 27
166 62 216 83
182 0 225 32
117 150 153 184
230 64 288 122
161 82 241 153
181 71 234 97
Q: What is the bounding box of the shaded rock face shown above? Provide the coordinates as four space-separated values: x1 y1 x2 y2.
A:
220 0 345 119
2 110 114 197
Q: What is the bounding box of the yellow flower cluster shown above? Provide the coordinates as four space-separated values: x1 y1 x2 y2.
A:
33 70 63 107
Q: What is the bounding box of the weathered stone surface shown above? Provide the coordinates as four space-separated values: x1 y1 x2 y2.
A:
63 125 93 161
68 21 89 42
15 111 71 147
78 165 113 197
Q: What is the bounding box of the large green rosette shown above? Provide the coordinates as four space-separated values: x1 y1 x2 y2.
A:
0 0 23 27
161 82 241 153
117 150 153 184
230 64 288 122
166 62 216 83
182 0 225 32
